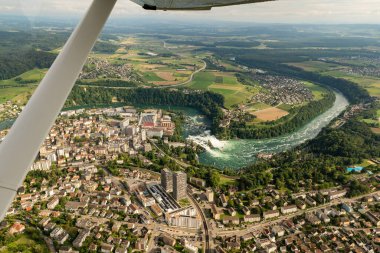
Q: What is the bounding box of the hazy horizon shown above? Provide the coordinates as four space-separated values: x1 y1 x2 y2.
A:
2 0 380 25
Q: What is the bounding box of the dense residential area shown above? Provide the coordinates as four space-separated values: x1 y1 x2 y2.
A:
0 105 379 253
1 14 380 253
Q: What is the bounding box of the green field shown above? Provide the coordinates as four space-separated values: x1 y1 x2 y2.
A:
187 71 256 108
288 61 341 72
276 104 294 111
18 69 46 82
0 86 35 104
0 69 45 86
219 175 237 186
142 72 165 82
289 61 380 97
303 81 328 100
186 71 215 90
322 70 380 97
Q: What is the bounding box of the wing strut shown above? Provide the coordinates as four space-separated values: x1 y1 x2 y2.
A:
0 0 117 221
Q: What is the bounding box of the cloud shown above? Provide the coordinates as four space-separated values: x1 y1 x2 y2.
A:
2 0 380 24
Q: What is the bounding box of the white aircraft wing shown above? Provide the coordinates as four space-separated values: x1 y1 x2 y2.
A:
130 0 274 10
0 0 117 221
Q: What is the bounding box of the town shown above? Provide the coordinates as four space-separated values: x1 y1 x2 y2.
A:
0 106 379 253
0 101 21 125
250 74 314 106
79 57 142 83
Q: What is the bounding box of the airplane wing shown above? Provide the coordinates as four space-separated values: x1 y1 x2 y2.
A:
130 0 274 10
0 0 117 221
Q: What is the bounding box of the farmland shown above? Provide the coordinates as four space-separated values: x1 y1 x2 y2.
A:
0 86 35 104
186 71 257 108
251 107 289 122
289 60 380 98
0 30 339 129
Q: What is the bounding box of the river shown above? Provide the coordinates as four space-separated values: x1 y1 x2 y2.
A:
185 92 349 169
0 92 349 169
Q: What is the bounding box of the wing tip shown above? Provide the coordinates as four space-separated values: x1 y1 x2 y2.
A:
143 4 157 10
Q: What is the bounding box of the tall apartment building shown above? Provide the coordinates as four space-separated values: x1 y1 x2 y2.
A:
161 168 173 192
173 171 187 201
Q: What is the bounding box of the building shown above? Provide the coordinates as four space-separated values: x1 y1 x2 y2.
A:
166 207 201 229
328 189 347 201
101 243 114 253
173 171 187 201
342 203 353 213
73 229 90 248
189 177 206 188
204 188 214 202
135 234 148 251
243 214 261 223
183 240 198 253
223 216 240 225
210 204 222 220
161 234 176 247
263 210 280 220
120 119 130 129
161 168 173 193
305 213 321 225
219 194 228 207
9 222 25 235
150 203 163 216
281 205 297 215
47 196 60 210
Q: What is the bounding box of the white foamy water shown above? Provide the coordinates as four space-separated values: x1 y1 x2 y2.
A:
187 130 231 158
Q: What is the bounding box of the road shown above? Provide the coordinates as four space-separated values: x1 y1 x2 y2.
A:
216 190 380 238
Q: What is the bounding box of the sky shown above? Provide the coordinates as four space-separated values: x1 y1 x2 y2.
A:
1 0 380 24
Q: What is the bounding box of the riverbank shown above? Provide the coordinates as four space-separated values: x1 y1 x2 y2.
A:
186 91 349 169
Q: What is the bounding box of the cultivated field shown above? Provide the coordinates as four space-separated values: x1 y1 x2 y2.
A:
186 71 257 108
251 107 289 121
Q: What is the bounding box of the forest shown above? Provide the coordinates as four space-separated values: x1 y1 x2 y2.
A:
76 79 138 88
0 49 56 80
